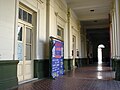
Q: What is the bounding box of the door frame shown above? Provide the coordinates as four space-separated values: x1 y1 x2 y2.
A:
17 21 34 82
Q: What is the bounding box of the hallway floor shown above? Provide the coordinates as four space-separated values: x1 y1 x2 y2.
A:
11 64 120 90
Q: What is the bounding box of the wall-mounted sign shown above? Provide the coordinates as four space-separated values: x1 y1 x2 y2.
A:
50 37 64 78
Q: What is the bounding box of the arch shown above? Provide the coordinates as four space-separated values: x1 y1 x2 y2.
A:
98 44 105 64
98 44 105 48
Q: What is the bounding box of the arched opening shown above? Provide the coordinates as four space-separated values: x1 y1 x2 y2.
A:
98 44 105 64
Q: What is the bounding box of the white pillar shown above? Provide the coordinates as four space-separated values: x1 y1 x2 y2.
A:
68 9 73 59
113 9 118 58
111 10 116 58
115 0 120 59
110 23 113 58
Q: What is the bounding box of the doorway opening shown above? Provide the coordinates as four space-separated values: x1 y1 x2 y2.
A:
97 44 105 64
97 44 105 72
17 4 36 82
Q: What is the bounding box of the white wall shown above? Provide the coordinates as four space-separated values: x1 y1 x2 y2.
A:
48 0 67 37
15 0 47 59
36 0 47 59
0 0 16 60
68 9 81 59
0 0 82 60
46 0 82 59
80 27 87 58
46 0 68 58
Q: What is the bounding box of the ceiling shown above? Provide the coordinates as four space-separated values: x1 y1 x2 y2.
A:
66 0 113 29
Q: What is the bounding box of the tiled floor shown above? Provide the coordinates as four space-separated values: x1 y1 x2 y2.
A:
11 64 120 90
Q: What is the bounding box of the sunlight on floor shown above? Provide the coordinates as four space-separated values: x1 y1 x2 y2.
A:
97 64 103 79
97 72 103 79
97 64 103 71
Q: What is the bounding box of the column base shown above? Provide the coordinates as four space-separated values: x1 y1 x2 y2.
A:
115 59 120 81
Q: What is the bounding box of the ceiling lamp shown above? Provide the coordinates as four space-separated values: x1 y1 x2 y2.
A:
90 9 94 12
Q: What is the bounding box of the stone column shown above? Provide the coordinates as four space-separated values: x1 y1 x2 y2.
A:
109 23 112 67
113 9 117 58
114 0 120 80
110 23 113 58
110 10 114 59
115 0 120 59
67 9 72 59
111 8 117 70
110 11 115 70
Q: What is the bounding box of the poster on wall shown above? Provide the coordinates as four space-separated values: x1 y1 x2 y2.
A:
50 37 64 78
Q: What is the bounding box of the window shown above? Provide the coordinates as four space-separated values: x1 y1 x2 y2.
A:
28 13 32 23
19 8 23 19
57 29 61 36
18 8 32 24
17 26 22 41
23 10 27 21
26 45 31 60
57 25 64 40
26 27 32 60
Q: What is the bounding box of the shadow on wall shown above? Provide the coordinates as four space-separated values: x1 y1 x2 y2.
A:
34 40 50 79
38 40 49 59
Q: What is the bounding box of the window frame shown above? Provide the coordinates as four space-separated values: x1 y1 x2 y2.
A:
57 25 64 40
19 5 33 24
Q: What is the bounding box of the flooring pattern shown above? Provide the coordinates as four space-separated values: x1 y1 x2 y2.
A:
11 64 120 90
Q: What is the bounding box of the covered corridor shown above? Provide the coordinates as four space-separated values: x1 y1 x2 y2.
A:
1 0 120 90
11 64 119 90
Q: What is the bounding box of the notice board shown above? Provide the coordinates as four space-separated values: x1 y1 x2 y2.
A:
50 37 64 78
